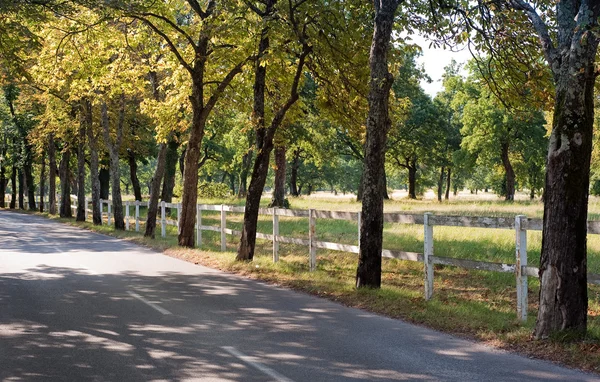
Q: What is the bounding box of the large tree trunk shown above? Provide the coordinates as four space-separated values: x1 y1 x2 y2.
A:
237 6 309 260
101 99 125 230
237 9 272 260
59 149 72 218
76 105 87 221
161 138 179 203
18 169 24 210
237 147 273 260
437 166 444 202
9 165 16 209
48 134 57 214
534 32 599 338
178 74 210 246
408 163 417 199
146 143 168 238
145 70 168 238
84 100 101 225
39 150 45 212
289 149 300 196
24 156 35 211
445 167 451 200
356 0 400 288
269 145 287 207
500 142 515 201
99 167 110 199
177 30 246 247
128 150 142 201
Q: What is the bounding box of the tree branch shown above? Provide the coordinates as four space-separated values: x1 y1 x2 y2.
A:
504 0 559 73
131 15 193 74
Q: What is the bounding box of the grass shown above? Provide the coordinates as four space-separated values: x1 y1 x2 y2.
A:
7 194 600 373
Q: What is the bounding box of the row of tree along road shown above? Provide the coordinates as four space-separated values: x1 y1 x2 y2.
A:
0 0 598 340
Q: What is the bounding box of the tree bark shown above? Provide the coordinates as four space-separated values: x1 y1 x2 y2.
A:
84 100 101 225
408 163 417 199
76 104 87 221
9 165 16 209
99 167 110 199
237 6 310 260
161 138 179 203
101 98 125 230
237 5 274 260
145 143 167 238
145 69 168 238
59 148 72 218
356 0 400 288
437 166 444 202
500 142 515 201
445 167 451 200
269 145 287 207
39 150 45 212
48 134 57 214
127 149 142 201
531 0 600 339
18 169 24 210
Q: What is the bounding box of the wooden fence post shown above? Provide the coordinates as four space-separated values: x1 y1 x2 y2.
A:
161 201 166 238
84 197 88 221
220 204 226 251
196 204 202 247
107 201 112 226
515 215 528 321
135 201 140 232
99 199 103 225
125 201 130 230
309 209 316 271
424 212 434 300
177 202 182 231
273 208 279 262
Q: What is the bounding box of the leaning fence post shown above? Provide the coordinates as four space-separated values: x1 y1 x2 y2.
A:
161 201 166 238
135 201 140 232
309 209 316 271
196 204 202 247
107 201 112 226
125 201 130 230
220 204 227 251
424 212 434 300
273 208 279 263
515 215 528 322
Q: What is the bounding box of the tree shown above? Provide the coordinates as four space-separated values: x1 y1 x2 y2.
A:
435 0 599 337
121 1 255 247
356 0 402 288
236 0 312 261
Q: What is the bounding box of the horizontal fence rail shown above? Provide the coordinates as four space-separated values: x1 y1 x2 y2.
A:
8 193 599 323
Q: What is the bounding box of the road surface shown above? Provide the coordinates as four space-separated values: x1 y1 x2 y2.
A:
0 210 597 381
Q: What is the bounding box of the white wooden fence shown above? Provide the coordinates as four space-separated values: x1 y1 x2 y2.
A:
8 193 599 322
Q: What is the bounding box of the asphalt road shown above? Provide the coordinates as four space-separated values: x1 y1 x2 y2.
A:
0 210 598 381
